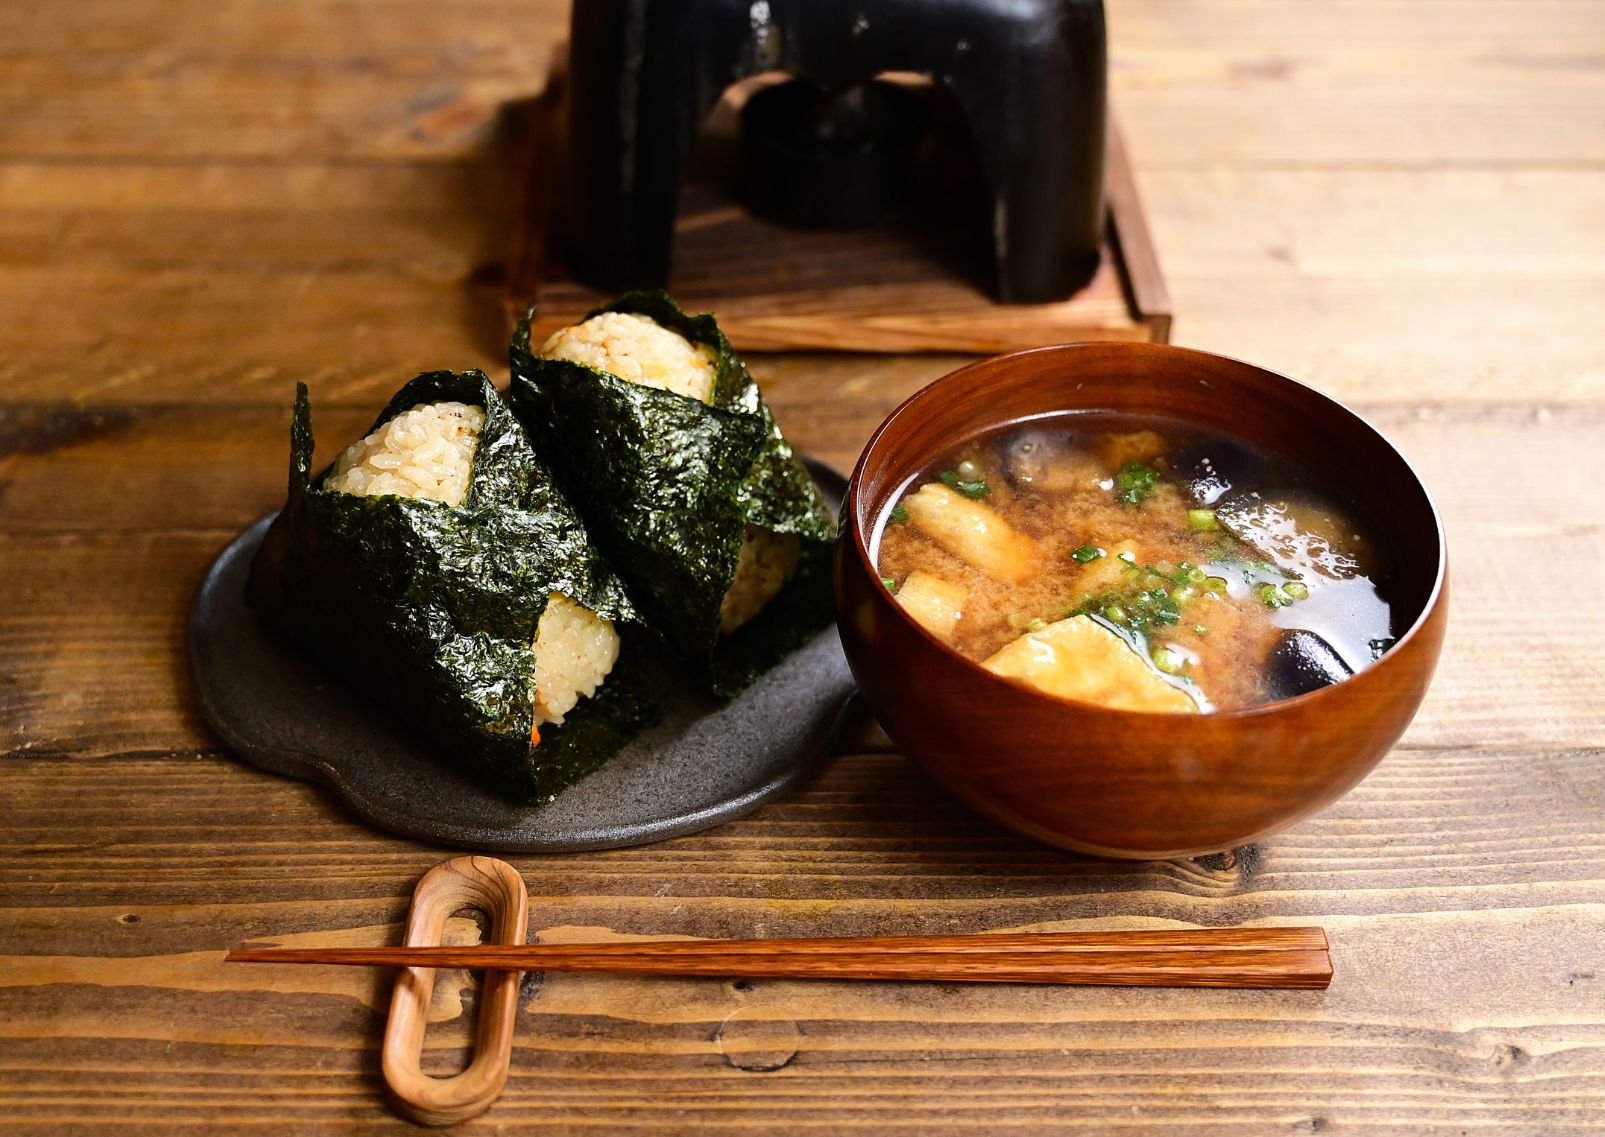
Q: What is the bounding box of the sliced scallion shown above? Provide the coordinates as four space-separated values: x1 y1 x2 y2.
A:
1151 646 1186 674
1114 460 1160 506
939 469 991 499
1255 582 1291 609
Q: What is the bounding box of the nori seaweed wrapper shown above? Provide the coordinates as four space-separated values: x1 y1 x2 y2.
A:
246 371 655 804
508 291 837 696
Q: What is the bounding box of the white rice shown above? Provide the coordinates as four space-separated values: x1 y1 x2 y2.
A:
323 400 620 734
539 310 719 403
719 524 801 634
532 593 620 727
324 401 485 507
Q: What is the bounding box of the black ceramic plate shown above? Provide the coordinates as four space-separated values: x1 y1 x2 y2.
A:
188 461 855 852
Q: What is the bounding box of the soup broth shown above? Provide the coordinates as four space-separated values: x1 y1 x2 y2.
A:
873 413 1395 713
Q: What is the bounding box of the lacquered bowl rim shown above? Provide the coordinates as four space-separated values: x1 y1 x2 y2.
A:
845 340 1448 722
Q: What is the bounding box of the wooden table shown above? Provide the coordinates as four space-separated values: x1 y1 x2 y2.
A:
4 1 1603 1132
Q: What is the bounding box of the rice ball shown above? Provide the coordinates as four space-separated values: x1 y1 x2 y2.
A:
540 313 802 637
324 402 620 734
324 401 485 506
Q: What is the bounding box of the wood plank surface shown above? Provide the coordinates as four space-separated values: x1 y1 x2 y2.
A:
1 161 1599 402
2 0 1604 1134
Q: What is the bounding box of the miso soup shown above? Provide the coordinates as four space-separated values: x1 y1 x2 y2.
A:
872 413 1396 713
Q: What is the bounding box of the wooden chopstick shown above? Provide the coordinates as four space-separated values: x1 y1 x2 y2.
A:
227 927 1331 989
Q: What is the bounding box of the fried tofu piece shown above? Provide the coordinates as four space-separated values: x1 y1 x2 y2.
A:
902 483 1038 583
1067 541 1141 596
1097 430 1167 473
894 571 967 643
982 615 1201 714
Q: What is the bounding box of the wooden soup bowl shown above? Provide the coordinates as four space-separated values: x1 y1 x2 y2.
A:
836 343 1448 859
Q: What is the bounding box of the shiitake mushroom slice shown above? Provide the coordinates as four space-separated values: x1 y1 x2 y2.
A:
997 426 1105 494
1170 438 1264 506
1263 629 1353 701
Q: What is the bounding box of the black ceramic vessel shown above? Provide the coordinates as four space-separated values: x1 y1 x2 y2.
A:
562 0 1108 303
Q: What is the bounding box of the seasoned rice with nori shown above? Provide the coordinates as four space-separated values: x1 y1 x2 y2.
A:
319 397 623 733
509 291 836 695
539 307 806 634
247 371 654 803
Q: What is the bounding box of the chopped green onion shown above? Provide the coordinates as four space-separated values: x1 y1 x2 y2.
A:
1282 581 1310 600
1151 646 1186 674
889 504 908 524
1255 582 1292 609
1184 566 1207 585
1203 576 1230 594
1114 460 1160 506
1188 508 1219 531
1071 544 1105 564
1071 556 1198 635
938 469 990 499
1117 549 1137 564
882 576 898 593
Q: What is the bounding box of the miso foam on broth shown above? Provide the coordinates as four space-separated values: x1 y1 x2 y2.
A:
874 413 1395 713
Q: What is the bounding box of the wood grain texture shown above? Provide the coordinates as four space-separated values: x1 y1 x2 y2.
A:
2 162 1598 404
3 0 1604 1132
2 753 1603 1133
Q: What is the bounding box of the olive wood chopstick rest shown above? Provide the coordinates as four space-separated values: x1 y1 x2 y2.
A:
377 856 528 1127
230 926 1332 990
